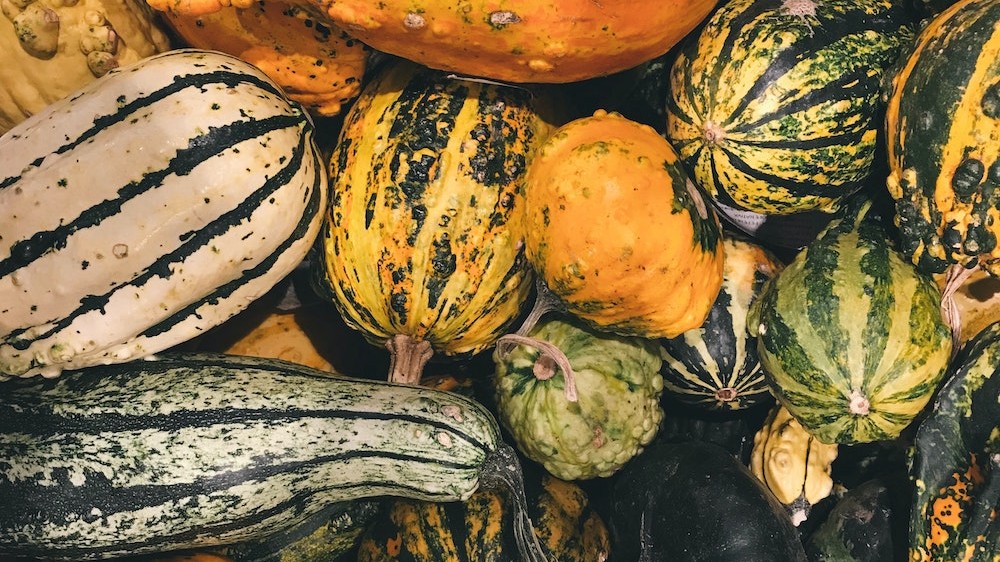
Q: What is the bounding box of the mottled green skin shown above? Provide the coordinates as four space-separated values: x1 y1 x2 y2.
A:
748 198 952 444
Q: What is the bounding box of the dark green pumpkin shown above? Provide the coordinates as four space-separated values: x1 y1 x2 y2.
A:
909 319 1000 561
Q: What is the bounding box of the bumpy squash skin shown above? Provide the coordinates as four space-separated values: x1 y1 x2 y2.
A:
522 110 724 339
313 60 554 358
160 0 368 117
748 198 953 444
660 236 782 411
909 320 1000 562
885 0 1000 276
315 0 719 84
0 0 171 133
666 0 913 215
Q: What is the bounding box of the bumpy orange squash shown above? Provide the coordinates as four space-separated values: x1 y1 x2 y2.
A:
313 0 719 83
521 110 725 339
160 0 367 117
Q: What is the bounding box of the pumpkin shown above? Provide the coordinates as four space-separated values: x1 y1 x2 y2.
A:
909 319 1000 561
492 315 664 481
660 235 783 411
750 404 839 526
0 0 171 133
520 109 725 340
311 59 557 384
313 0 719 84
747 196 953 444
665 0 913 216
356 466 611 562
158 0 368 117
885 0 1000 277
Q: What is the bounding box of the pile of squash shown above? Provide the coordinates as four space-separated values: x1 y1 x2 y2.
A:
3 0 1000 560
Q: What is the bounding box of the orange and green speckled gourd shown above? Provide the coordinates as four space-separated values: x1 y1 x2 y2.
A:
521 110 725 339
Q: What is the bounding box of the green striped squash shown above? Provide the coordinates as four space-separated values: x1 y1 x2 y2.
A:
0 352 541 561
666 0 913 215
312 58 556 382
886 0 1000 276
660 236 783 411
747 197 953 444
0 49 326 380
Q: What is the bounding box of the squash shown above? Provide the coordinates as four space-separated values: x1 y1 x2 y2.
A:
312 0 719 84
609 440 808 561
520 109 725 340
311 58 557 383
666 0 914 215
0 0 171 133
356 466 611 562
660 235 783 411
747 197 953 444
803 480 895 562
885 0 1000 277
492 315 664 481
750 404 839 526
159 0 369 117
0 49 326 380
909 319 1000 561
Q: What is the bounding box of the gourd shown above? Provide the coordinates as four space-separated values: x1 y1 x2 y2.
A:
909 320 1000 561
520 109 725 339
158 0 369 117
312 0 718 84
666 0 913 216
660 235 783 411
356 467 611 562
609 440 808 562
803 480 895 562
0 49 327 380
750 404 839 526
492 315 664 481
0 0 171 133
0 352 545 561
312 58 556 383
747 197 953 444
885 0 1000 277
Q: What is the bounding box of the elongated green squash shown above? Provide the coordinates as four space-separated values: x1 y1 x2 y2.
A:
0 352 541 561
0 49 327 380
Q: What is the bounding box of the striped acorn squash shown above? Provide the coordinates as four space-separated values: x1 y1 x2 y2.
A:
312 58 557 383
520 109 724 339
356 466 610 562
665 0 914 216
909 320 1000 562
0 352 546 561
0 49 327 380
660 235 783 411
885 0 1000 276
747 197 953 444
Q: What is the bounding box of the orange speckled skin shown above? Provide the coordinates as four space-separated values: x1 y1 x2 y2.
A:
522 110 725 339
318 0 719 83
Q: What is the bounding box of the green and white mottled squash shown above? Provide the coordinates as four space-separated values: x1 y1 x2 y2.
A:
0 352 544 561
1 49 326 380
492 315 664 481
660 235 783 411
747 197 953 444
312 58 557 383
885 0 1000 276
666 0 914 215
909 320 1000 562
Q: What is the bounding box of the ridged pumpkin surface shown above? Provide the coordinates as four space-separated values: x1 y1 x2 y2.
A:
885 0 1000 275
317 0 719 84
314 60 554 359
522 110 724 339
666 0 912 215
748 199 953 444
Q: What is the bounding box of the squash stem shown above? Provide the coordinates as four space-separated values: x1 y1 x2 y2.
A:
479 442 551 562
496 277 565 359
941 261 979 354
385 334 433 385
494 333 578 402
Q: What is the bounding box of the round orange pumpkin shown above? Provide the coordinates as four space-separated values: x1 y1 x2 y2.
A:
319 0 719 83
520 110 725 339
